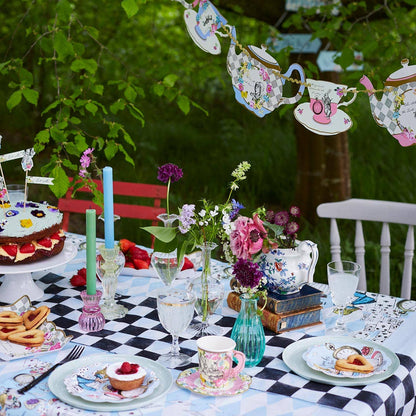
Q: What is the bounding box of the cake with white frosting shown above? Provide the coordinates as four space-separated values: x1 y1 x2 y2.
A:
0 201 65 264
106 362 146 391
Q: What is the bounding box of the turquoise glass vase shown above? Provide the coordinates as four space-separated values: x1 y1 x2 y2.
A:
230 294 266 367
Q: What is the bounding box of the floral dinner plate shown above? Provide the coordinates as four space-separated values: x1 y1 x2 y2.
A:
283 335 400 386
302 340 391 378
64 363 159 403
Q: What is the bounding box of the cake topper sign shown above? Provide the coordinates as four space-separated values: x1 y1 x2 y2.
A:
0 139 54 214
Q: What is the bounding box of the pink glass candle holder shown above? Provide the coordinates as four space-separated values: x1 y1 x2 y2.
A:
79 290 105 332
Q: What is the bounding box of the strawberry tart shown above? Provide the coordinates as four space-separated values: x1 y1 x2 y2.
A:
0 201 65 265
106 361 146 391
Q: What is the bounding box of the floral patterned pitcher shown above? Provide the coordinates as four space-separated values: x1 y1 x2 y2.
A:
258 240 318 295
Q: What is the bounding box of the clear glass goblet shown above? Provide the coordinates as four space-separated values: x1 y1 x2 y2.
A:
157 287 196 368
96 244 127 320
327 260 360 335
151 249 184 287
187 275 224 337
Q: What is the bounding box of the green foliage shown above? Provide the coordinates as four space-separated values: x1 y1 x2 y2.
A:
0 0 205 198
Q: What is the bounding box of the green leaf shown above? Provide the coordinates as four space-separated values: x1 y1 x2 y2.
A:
22 88 39 105
91 84 104 95
74 134 88 151
50 128 66 143
153 83 165 96
124 85 137 102
18 68 33 86
118 144 135 165
177 95 190 115
163 74 178 88
53 31 75 61
85 102 98 115
41 100 60 115
65 142 80 156
6 90 22 110
110 99 126 114
104 140 118 159
70 58 98 74
122 129 136 148
34 129 50 144
69 116 81 124
108 122 121 138
50 165 70 198
121 0 139 18
141 226 177 243
56 0 72 22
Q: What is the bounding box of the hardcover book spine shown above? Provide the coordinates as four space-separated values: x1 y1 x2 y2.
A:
227 292 322 333
229 278 322 314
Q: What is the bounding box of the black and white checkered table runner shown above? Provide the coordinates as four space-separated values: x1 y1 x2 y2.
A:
25 273 416 416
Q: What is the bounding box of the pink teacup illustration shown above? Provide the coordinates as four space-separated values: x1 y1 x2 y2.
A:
307 79 356 125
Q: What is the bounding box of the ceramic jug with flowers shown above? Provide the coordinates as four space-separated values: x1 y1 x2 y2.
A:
226 205 318 296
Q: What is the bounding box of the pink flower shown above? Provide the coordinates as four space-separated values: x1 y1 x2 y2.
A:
230 215 265 260
238 83 244 91
285 221 299 235
274 211 289 226
266 84 272 93
289 205 301 217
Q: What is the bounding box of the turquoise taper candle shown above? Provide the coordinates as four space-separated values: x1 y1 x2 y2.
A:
103 166 114 249
86 209 97 295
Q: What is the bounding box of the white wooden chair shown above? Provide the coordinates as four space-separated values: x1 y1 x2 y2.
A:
317 198 416 299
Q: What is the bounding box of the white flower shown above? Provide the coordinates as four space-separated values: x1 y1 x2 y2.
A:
199 209 206 217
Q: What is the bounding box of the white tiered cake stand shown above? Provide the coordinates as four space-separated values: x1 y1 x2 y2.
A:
0 241 77 304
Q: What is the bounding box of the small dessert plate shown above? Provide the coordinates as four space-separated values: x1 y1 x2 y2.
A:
294 102 353 136
0 295 72 361
64 363 159 403
176 367 251 396
302 341 391 378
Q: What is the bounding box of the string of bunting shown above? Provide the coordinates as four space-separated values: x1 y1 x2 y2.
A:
174 0 416 146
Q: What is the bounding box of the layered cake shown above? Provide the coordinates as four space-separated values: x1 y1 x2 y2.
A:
0 201 65 265
106 362 146 391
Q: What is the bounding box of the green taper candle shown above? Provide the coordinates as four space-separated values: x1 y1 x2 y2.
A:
86 209 97 295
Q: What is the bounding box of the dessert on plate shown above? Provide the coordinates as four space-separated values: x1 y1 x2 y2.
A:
106 361 146 391
0 201 65 264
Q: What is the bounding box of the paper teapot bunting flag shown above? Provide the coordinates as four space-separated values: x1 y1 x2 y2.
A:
184 0 227 55
294 79 357 136
226 27 306 118
360 58 416 147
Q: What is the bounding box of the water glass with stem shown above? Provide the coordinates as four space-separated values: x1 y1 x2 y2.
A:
327 260 360 335
151 249 184 287
157 287 196 368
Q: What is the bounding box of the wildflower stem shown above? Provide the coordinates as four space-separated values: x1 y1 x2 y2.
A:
166 177 171 217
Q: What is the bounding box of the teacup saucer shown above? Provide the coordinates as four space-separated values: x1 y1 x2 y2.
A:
176 367 251 396
184 9 221 55
294 102 353 136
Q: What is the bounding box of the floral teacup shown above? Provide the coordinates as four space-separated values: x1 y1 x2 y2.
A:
197 336 245 389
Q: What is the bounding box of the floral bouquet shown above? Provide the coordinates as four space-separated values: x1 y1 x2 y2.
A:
223 205 302 264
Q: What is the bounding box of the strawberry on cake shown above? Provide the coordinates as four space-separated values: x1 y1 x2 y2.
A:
0 201 65 265
106 361 146 391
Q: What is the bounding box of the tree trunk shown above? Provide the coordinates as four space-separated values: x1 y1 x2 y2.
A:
291 56 351 222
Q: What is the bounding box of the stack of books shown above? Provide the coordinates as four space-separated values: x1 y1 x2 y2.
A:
227 279 323 334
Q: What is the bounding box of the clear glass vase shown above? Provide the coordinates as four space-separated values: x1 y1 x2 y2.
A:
96 244 127 320
157 213 180 228
231 294 266 367
188 242 224 337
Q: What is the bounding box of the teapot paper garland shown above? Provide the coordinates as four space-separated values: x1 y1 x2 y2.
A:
173 0 416 145
360 59 416 147
226 27 305 118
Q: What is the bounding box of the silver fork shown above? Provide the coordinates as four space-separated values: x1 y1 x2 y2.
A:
18 344 85 394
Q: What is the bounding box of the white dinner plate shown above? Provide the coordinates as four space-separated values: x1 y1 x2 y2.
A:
282 335 399 386
48 353 173 412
